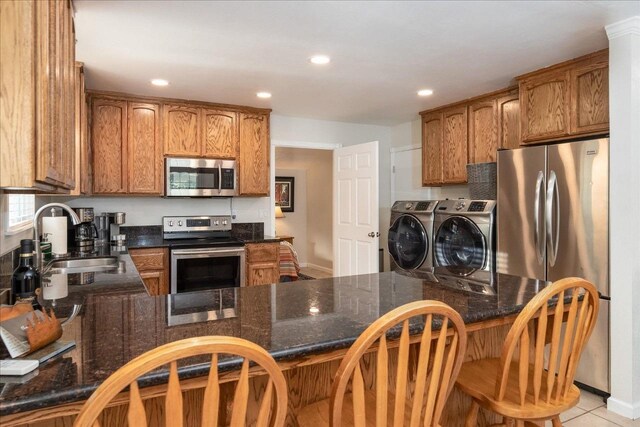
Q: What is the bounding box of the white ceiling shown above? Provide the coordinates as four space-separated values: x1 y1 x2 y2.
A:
74 1 639 126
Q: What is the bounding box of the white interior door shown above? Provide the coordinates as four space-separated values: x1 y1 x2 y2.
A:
333 141 379 277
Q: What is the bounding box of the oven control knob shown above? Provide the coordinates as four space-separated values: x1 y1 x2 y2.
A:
168 220 174 227
214 220 220 226
222 220 228 226
178 220 183 226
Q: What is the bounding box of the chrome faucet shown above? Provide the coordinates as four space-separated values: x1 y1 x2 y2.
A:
33 203 81 270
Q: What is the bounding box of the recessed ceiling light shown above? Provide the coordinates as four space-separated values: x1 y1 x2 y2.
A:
310 55 331 65
417 89 434 97
256 92 272 99
151 79 169 87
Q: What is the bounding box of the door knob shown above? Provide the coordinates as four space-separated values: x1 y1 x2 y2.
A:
376 232 380 237
368 232 375 238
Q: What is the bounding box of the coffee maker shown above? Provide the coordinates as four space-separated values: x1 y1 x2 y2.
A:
67 208 98 253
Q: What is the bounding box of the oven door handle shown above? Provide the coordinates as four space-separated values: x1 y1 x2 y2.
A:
172 248 245 256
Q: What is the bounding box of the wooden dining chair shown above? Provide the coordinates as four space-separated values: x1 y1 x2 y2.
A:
73 336 288 427
297 300 467 427
455 277 600 427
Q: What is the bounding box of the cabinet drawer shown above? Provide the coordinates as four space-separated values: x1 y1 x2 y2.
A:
129 248 168 271
246 243 279 263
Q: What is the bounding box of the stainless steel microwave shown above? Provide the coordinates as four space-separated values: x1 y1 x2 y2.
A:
165 157 237 197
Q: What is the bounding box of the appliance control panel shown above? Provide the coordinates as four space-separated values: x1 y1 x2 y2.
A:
163 215 232 233
436 199 496 213
392 200 438 213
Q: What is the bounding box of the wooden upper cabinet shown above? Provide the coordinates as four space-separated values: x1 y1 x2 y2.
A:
71 62 91 196
422 113 443 186
34 0 75 190
202 109 238 158
239 113 270 195
469 100 498 163
91 99 128 194
128 103 162 194
518 49 608 143
497 94 521 150
163 104 200 157
520 70 571 143
571 61 609 135
442 106 468 183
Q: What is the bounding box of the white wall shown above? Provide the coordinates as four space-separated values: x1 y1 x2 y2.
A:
274 168 308 263
63 196 266 226
606 16 640 420
276 148 333 270
390 120 469 202
271 114 393 271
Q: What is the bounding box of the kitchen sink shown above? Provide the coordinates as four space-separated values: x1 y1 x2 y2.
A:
44 256 119 274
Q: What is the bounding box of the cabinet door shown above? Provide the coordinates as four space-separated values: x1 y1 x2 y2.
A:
91 99 127 194
239 113 270 195
34 0 66 187
442 106 468 183
202 109 238 158
571 61 609 135
469 100 498 163
247 262 279 286
497 94 521 150
128 102 162 194
139 270 167 296
60 0 75 189
421 112 443 186
520 70 571 143
72 63 90 196
163 104 200 156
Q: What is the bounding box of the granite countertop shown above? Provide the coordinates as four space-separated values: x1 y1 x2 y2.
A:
124 224 281 249
0 268 547 415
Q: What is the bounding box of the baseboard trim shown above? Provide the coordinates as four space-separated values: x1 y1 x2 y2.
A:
607 396 640 420
304 263 333 275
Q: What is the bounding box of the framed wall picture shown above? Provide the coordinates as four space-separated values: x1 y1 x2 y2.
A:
275 176 295 212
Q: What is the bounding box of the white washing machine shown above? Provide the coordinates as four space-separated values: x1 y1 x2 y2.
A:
433 199 496 271
388 200 439 272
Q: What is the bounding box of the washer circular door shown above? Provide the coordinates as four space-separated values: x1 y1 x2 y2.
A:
388 215 428 270
435 216 487 269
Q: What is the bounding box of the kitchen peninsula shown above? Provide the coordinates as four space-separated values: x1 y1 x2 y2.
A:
0 266 549 427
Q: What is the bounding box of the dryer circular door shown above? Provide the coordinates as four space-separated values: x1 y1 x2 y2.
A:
435 216 487 269
388 214 428 270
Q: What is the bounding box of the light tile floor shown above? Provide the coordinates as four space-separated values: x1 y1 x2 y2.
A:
543 390 640 426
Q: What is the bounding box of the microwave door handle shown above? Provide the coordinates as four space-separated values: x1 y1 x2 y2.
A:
218 163 222 195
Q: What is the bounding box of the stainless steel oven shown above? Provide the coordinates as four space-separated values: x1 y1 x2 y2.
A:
164 215 246 294
170 246 245 294
165 157 237 197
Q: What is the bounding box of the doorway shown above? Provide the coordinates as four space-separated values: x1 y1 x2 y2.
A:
273 146 334 279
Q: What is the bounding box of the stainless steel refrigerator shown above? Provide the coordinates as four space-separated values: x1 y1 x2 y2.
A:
497 137 609 393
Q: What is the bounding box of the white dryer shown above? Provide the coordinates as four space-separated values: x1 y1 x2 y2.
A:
388 200 439 272
433 199 496 271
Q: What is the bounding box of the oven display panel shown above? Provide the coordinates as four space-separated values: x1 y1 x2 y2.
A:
186 219 210 227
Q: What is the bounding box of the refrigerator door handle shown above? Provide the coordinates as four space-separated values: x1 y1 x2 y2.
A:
534 171 545 264
546 170 560 266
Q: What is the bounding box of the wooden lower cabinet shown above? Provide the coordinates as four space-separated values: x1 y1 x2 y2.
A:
129 247 169 296
245 242 280 286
